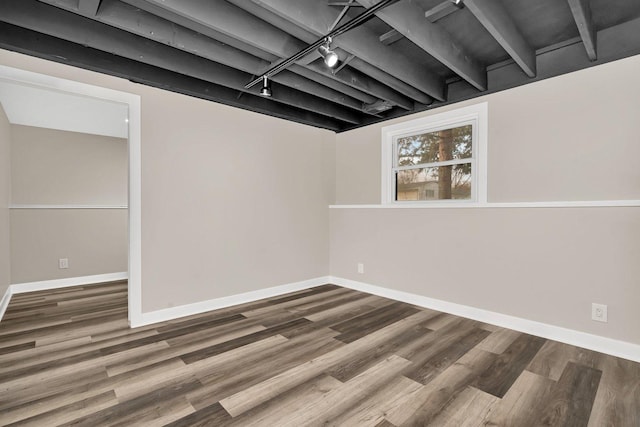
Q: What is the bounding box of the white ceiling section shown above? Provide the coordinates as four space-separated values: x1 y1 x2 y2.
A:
0 80 129 138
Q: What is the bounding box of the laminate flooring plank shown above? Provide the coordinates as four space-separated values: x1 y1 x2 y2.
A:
303 294 393 322
385 348 497 426
180 318 312 364
65 378 201 427
331 302 421 343
482 369 556 427
427 385 498 427
472 333 547 398
107 324 267 376
538 361 602 427
219 310 435 417
241 287 350 319
225 375 343 427
188 329 343 410
325 322 432 382
230 355 412 427
588 356 640 427
327 376 422 426
0 367 111 424
396 316 478 361
476 327 522 354
0 341 34 356
163 402 232 427
285 290 369 315
403 326 491 385
0 340 170 393
4 390 118 427
374 420 398 427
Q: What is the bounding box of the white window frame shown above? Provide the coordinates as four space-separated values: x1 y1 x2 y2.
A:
381 102 488 206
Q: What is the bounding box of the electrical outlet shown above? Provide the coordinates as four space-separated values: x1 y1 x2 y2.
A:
592 303 607 322
357 263 364 274
59 258 69 269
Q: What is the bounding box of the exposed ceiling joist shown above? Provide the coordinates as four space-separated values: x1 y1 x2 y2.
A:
567 0 597 61
0 0 637 133
356 0 487 91
231 0 427 106
424 0 463 23
465 0 536 77
47 0 369 115
0 22 347 131
122 0 413 110
379 29 402 46
254 0 446 102
0 0 362 125
78 0 102 16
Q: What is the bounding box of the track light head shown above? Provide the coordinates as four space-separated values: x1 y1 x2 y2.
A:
259 75 272 97
318 38 339 68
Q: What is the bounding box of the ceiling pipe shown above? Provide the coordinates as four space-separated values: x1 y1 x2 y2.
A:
244 0 401 90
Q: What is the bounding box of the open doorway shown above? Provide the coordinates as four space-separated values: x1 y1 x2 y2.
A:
0 65 141 326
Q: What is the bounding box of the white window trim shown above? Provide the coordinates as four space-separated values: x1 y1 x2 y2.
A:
381 102 488 206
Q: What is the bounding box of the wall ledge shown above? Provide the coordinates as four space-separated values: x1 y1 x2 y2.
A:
10 205 128 209
330 199 640 209
330 276 640 363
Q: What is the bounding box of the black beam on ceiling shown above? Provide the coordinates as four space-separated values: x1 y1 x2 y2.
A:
0 22 348 132
351 16 640 132
0 0 362 126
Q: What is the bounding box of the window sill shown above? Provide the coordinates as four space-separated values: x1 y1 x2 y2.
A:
329 200 640 209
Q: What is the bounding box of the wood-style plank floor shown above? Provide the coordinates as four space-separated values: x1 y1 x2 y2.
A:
0 281 638 426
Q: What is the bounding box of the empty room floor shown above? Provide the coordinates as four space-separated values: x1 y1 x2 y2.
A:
0 282 638 426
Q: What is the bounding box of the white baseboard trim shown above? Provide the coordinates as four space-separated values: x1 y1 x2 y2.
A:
11 272 128 294
133 276 332 328
0 287 11 323
330 276 640 363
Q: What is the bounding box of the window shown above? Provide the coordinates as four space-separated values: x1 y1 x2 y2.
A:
382 103 487 205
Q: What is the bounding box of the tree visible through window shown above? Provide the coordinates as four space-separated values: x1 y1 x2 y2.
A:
394 124 473 201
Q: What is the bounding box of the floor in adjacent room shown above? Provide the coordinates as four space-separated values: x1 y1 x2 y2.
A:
0 281 638 426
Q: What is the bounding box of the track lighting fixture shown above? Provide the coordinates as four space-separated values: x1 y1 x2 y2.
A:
318 37 339 68
259 75 272 97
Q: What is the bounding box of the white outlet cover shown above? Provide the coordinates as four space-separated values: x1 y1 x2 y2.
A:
357 263 364 274
59 258 69 269
591 303 608 322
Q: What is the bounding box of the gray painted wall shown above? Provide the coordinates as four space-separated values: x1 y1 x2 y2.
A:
9 125 128 283
0 104 10 296
331 55 640 345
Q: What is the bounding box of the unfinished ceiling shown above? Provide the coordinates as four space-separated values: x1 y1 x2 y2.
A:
1 0 639 132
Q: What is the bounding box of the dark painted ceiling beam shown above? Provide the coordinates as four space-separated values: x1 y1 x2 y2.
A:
379 29 402 46
121 0 412 110
253 0 445 101
567 0 597 61
355 16 640 131
0 22 347 131
40 0 368 115
424 1 463 23
356 0 487 91
0 0 362 125
229 0 431 106
465 0 536 77
78 0 102 16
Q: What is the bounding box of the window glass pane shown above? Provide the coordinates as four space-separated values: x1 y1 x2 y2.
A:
396 124 472 167
396 164 471 201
